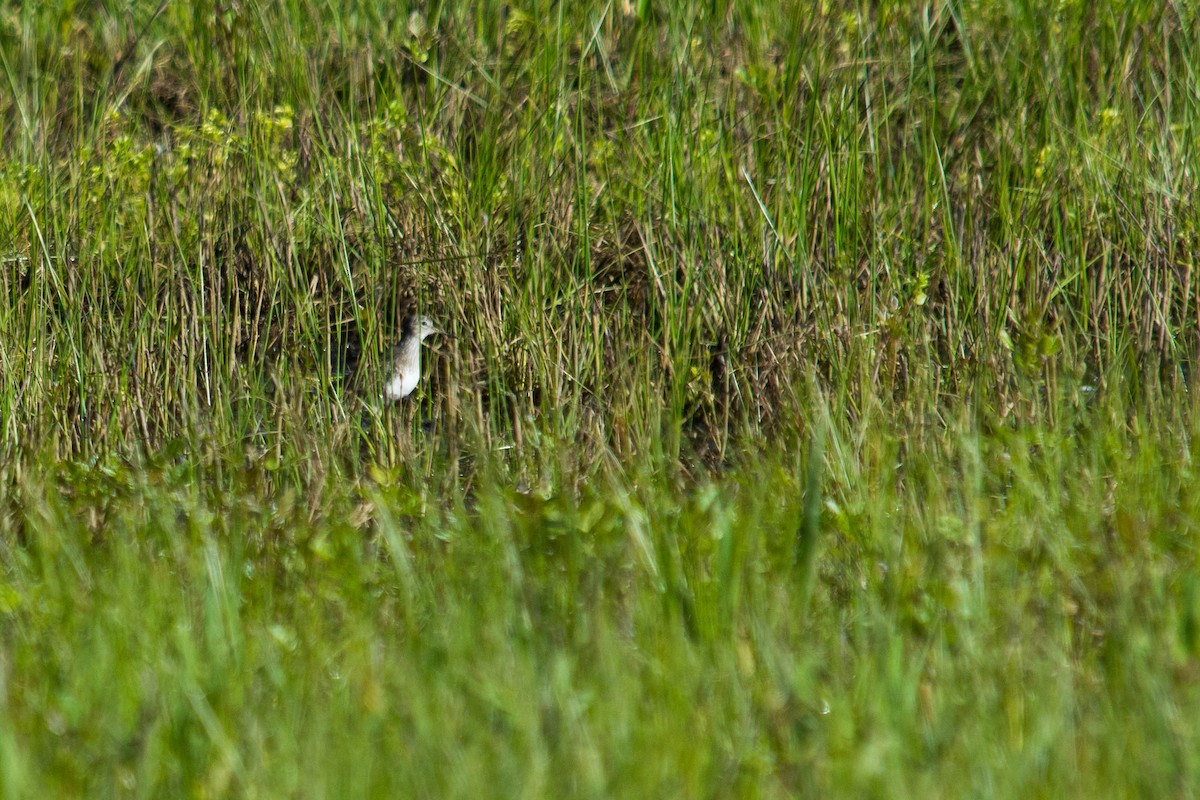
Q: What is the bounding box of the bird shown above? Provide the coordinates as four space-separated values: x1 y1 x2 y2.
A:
382 314 447 401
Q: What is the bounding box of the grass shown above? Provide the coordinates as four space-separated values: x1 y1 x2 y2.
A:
2 0 1200 796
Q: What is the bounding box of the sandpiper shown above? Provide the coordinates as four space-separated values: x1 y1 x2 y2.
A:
382 314 447 401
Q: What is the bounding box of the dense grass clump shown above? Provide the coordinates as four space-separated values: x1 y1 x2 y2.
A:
2 0 1199 796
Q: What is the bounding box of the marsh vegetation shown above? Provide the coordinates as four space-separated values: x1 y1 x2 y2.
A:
2 1 1199 796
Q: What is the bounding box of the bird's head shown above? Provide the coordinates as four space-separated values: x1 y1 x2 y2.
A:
402 314 446 342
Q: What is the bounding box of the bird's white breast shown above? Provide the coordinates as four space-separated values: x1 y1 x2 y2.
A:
383 369 419 400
